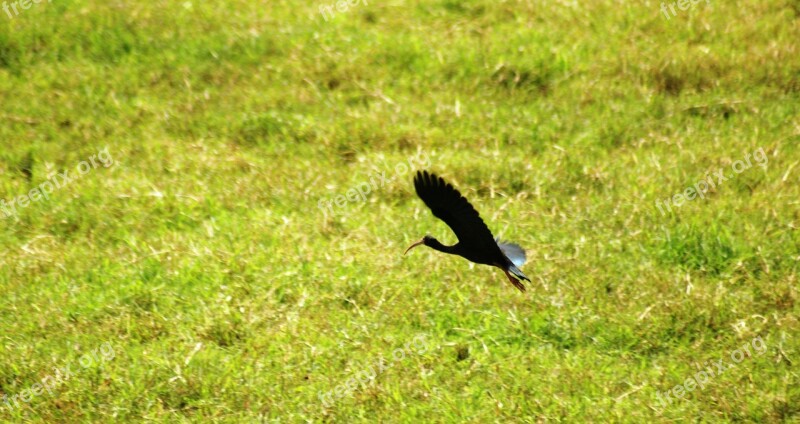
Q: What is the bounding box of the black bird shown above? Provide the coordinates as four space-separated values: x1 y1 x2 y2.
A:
405 170 531 292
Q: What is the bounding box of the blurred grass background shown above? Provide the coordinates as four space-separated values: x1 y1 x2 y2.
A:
0 0 798 422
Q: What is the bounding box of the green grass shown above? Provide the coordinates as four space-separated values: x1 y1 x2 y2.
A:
1 0 798 421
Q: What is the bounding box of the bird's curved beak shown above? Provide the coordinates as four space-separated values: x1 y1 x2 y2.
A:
404 238 425 255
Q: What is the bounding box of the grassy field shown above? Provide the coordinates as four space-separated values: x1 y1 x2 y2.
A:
1 0 799 422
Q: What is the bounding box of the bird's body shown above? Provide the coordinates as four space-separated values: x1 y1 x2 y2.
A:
405 170 531 292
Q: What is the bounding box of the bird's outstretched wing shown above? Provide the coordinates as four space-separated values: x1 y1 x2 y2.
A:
496 240 526 267
413 170 497 251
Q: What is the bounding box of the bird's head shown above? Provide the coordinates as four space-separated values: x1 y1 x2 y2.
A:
404 235 435 255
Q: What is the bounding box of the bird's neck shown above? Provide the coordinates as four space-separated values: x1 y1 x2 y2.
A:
426 238 460 255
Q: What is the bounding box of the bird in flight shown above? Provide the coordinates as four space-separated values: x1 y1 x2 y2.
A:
405 170 531 292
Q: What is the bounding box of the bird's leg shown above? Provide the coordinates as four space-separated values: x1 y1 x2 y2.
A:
503 269 526 293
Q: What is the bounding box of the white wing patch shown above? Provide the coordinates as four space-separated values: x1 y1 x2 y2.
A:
496 239 526 267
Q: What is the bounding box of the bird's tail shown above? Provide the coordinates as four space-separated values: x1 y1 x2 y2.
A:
508 264 530 282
